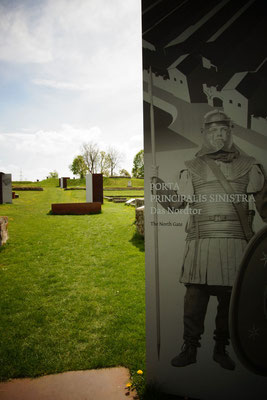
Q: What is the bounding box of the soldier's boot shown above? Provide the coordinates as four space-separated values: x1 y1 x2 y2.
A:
213 342 235 370
171 343 197 367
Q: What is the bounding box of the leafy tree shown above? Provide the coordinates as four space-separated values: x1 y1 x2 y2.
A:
119 169 131 177
81 142 100 173
132 150 144 178
69 155 88 178
106 147 122 177
48 170 59 179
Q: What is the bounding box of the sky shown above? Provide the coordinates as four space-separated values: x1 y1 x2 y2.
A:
0 0 143 181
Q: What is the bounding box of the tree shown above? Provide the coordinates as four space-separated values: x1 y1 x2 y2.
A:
132 150 144 178
106 147 123 177
69 155 88 178
99 151 110 176
48 170 59 179
81 142 100 174
119 169 131 177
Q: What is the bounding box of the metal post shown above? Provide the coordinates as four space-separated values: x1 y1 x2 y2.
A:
148 66 161 359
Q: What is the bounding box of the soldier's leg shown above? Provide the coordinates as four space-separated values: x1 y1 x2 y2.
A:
183 284 210 346
213 286 231 344
171 284 210 367
212 286 235 370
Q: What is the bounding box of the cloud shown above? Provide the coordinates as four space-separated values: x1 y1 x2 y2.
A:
0 2 53 64
0 124 102 154
0 123 143 180
31 78 119 92
32 79 90 91
0 124 103 180
0 0 142 104
0 0 143 180
0 0 141 70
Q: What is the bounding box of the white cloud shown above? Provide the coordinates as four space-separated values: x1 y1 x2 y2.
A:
0 0 143 180
0 122 143 180
0 2 53 63
0 124 102 180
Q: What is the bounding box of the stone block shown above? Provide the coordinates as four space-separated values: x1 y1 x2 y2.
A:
86 173 103 204
0 173 12 204
0 216 8 246
125 198 136 206
12 191 19 199
135 205 144 236
104 196 113 202
135 198 144 208
60 177 70 189
51 202 101 215
113 198 127 203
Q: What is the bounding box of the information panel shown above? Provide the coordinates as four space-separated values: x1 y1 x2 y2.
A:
142 1 267 398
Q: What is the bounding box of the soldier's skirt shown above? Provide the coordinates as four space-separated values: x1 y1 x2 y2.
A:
180 238 248 286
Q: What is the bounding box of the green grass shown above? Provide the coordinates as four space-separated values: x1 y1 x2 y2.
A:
103 177 144 187
104 191 144 197
67 177 144 188
13 177 144 189
0 188 145 386
12 178 58 187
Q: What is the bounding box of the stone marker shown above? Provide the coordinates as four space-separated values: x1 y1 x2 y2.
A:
0 173 12 204
0 216 8 246
135 198 145 236
60 177 70 189
135 205 144 236
127 180 132 187
135 198 144 208
86 174 103 204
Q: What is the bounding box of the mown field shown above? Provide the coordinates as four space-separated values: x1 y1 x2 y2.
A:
12 176 144 188
0 186 146 390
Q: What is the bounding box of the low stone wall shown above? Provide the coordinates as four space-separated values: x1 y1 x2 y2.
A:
112 198 127 203
0 216 8 246
135 198 145 236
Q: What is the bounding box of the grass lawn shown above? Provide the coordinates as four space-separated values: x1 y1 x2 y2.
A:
104 190 144 197
0 187 145 387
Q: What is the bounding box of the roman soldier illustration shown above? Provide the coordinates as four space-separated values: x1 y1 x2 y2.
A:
152 109 267 370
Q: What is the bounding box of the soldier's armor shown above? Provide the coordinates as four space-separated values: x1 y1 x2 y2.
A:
184 155 255 241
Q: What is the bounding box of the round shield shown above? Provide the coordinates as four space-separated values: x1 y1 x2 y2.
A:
230 225 267 376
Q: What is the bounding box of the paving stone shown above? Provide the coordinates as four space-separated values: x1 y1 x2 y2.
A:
0 367 138 400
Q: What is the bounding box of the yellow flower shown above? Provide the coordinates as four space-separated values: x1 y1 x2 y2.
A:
137 370 143 375
126 383 132 388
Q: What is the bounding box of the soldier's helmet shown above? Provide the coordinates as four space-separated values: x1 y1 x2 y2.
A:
203 109 231 128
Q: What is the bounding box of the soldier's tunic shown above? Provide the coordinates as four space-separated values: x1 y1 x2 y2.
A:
177 155 265 287
174 153 265 346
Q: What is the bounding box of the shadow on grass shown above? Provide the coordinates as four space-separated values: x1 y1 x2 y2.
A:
130 231 144 252
46 210 102 216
